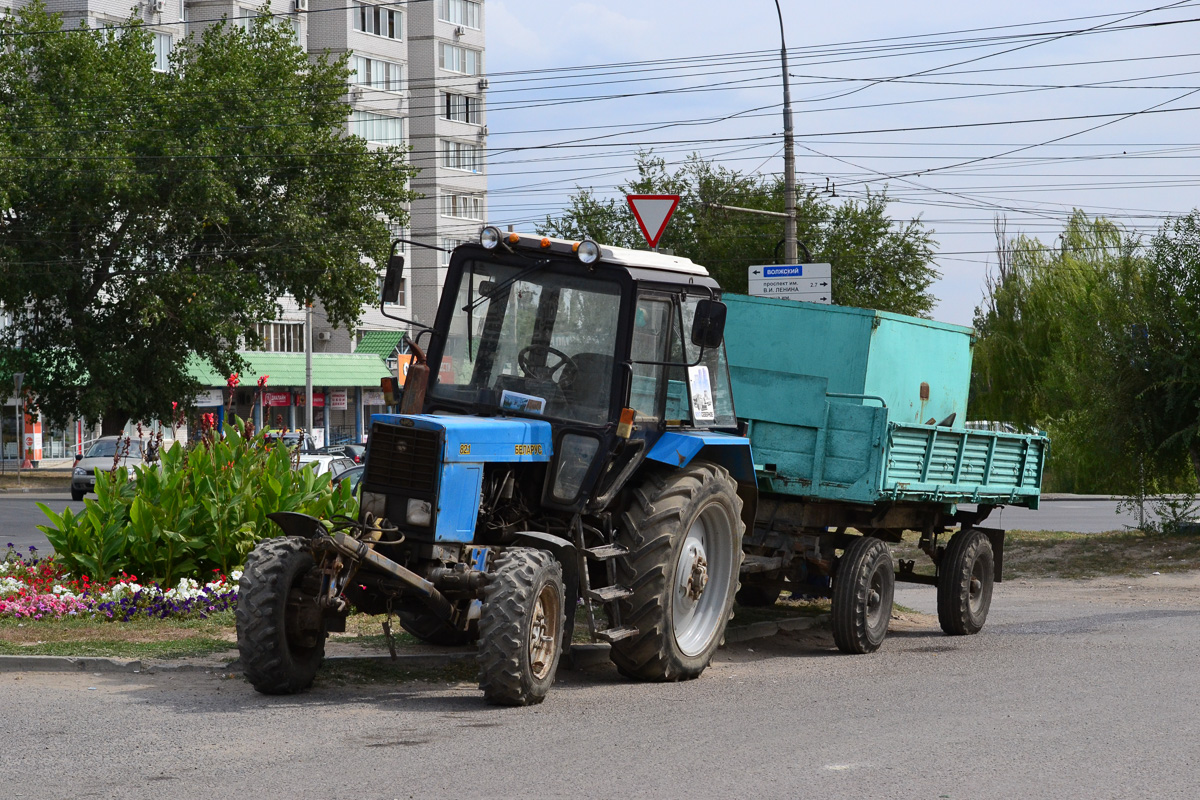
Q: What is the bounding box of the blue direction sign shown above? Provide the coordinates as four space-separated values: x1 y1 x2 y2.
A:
747 263 833 304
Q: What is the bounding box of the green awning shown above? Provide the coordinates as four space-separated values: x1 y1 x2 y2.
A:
188 352 391 388
354 330 403 359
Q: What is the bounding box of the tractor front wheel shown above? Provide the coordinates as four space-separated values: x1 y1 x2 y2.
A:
476 547 566 706
236 537 327 694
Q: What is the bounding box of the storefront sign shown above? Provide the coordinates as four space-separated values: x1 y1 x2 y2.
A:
263 391 292 407
295 391 325 407
195 389 224 407
362 390 385 406
330 390 349 411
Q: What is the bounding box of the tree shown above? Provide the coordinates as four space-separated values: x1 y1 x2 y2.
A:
0 3 417 432
538 151 939 317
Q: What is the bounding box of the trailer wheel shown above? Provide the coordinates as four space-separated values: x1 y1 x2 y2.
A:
831 536 894 654
397 607 478 646
611 461 745 681
937 528 994 635
236 537 327 694
477 547 565 706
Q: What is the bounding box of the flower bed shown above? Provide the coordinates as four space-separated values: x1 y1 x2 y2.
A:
0 545 239 621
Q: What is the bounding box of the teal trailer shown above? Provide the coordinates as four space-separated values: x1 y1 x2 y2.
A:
722 294 1049 651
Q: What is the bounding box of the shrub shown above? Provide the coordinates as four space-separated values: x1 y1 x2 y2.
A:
37 418 355 585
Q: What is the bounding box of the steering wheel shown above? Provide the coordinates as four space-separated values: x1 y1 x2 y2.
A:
517 345 578 384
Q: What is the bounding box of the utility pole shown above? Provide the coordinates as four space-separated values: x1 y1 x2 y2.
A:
304 304 314 439
774 0 798 264
13 372 23 485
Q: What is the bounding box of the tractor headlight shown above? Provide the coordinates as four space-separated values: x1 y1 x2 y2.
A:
574 239 601 265
406 498 432 527
551 434 600 502
479 226 502 250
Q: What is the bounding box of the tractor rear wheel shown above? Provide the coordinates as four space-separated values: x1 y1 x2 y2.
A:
236 537 327 694
477 547 565 706
830 536 894 654
937 528 994 635
611 461 745 681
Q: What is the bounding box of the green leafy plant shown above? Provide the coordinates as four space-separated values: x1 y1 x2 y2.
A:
37 418 356 585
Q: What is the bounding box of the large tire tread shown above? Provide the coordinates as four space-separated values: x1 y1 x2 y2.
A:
610 461 745 682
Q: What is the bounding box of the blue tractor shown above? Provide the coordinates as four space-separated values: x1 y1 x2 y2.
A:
235 228 755 705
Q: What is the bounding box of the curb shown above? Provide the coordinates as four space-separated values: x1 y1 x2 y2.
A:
0 616 830 675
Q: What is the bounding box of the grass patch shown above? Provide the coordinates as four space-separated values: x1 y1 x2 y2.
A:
892 529 1200 580
0 611 238 659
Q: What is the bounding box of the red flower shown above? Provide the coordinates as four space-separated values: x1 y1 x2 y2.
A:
227 372 241 389
257 375 269 388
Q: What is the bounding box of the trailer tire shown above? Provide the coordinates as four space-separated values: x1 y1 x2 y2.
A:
397 607 478 646
611 461 745 681
236 537 326 695
477 547 565 706
831 536 894 654
937 528 994 635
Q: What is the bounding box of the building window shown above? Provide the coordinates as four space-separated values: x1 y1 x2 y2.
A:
352 56 403 92
438 0 481 29
440 239 471 267
350 111 405 145
442 92 481 124
441 139 481 172
439 43 480 75
376 274 406 306
253 323 306 353
354 3 402 39
234 6 256 33
151 32 172 72
441 194 482 219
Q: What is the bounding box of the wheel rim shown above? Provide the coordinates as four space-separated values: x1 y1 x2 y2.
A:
528 582 561 681
672 501 734 657
866 563 889 633
968 555 987 615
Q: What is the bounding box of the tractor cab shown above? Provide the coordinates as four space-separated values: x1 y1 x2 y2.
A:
394 229 740 513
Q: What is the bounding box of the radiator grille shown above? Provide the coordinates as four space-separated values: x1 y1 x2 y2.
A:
364 422 441 496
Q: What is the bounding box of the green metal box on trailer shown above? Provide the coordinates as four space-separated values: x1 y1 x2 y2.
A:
722 294 975 426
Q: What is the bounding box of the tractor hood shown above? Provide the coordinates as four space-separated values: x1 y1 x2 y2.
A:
369 414 554 463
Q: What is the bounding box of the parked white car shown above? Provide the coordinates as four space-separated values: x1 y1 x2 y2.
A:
295 454 356 478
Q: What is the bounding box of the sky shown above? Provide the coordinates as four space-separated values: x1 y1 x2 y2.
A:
480 0 1200 326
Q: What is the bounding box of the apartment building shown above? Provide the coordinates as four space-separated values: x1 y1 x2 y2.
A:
2 0 488 448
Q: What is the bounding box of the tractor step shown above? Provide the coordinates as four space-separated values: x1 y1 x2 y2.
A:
584 585 633 602
595 626 639 643
584 543 629 560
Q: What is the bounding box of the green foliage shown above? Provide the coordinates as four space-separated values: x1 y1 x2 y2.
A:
36 419 356 585
972 211 1200 494
0 3 417 429
538 151 939 317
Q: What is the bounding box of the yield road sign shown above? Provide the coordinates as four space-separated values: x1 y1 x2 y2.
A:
627 195 680 248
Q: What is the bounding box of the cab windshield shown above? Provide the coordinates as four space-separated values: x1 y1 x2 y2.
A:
430 260 622 425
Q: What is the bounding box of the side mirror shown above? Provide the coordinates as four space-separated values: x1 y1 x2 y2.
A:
74 453 83 463
690 299 727 349
381 253 405 305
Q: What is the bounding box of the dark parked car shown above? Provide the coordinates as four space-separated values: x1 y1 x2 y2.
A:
332 464 365 495
317 443 366 463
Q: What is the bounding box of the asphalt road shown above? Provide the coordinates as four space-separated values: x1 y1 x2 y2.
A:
2 575 1198 799
0 492 1153 559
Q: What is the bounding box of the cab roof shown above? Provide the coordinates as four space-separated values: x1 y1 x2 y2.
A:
475 232 710 278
